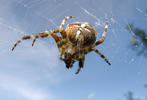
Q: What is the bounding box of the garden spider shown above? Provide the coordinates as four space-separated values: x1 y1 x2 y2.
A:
12 16 111 74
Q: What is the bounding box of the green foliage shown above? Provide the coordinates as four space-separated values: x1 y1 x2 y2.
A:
126 24 147 57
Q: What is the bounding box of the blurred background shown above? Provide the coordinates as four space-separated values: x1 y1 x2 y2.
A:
0 0 147 100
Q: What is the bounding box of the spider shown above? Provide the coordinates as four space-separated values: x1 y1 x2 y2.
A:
11 16 111 74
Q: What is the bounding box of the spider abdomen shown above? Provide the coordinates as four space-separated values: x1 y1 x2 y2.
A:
65 22 97 47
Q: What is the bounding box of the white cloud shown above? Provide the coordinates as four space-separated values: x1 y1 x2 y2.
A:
88 93 95 99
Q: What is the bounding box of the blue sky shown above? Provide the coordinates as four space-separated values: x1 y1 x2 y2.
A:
0 0 147 100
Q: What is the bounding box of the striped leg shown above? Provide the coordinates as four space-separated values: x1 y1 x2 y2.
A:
51 33 69 59
75 56 85 74
59 16 74 30
74 31 85 74
50 33 62 49
32 29 67 46
11 29 60 51
93 20 108 47
92 48 111 65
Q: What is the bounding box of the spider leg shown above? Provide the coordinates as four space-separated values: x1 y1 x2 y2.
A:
50 33 69 58
50 33 62 48
11 29 60 51
92 48 111 65
75 56 85 74
93 20 108 47
74 30 85 74
11 35 38 51
75 67 81 74
32 31 51 46
59 16 74 30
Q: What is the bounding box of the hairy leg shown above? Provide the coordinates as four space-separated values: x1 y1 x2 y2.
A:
75 56 85 74
11 29 60 51
92 48 111 65
93 20 108 47
59 16 74 30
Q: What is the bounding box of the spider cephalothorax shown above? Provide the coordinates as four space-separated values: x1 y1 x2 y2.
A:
12 16 111 74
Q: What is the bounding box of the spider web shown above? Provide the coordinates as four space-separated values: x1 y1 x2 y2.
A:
0 0 147 100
